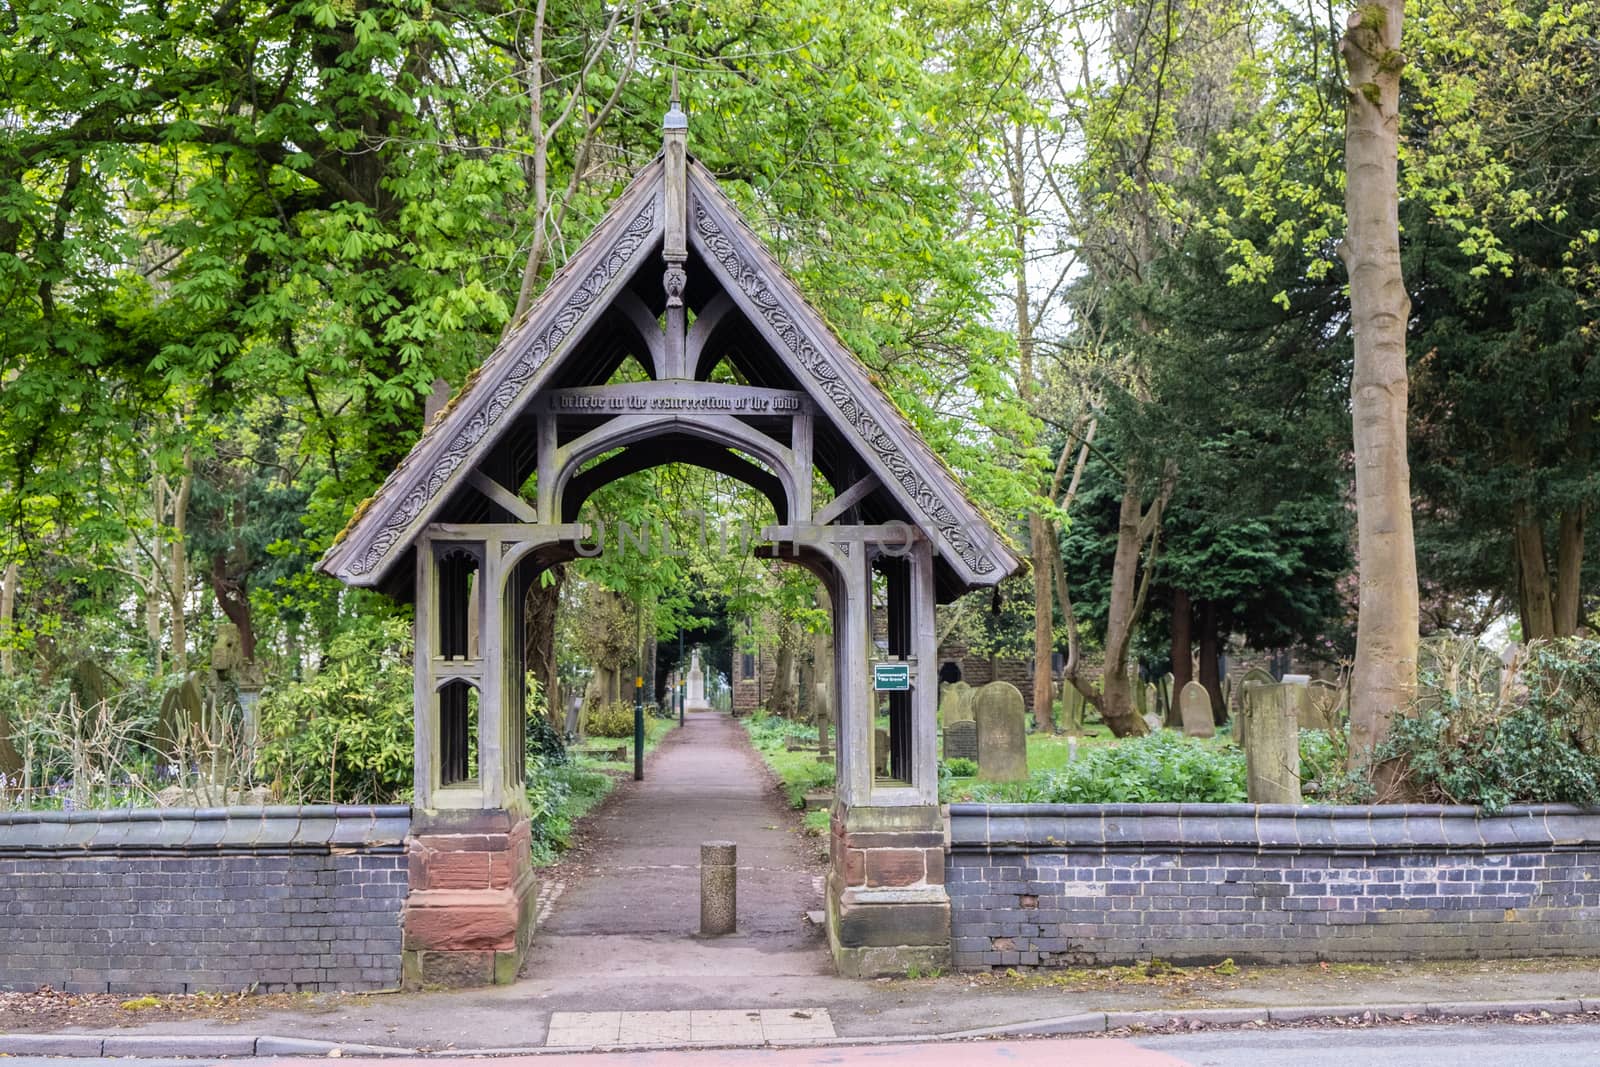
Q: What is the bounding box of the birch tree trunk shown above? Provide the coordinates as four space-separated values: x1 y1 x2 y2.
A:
1341 0 1419 769
0 560 17 677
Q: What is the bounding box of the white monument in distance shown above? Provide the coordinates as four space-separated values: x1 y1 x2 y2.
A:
686 647 711 711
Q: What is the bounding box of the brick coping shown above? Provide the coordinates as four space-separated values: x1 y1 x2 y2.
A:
947 802 1600 854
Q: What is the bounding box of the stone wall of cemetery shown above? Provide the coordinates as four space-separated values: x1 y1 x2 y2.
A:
0 806 409 993
947 803 1600 969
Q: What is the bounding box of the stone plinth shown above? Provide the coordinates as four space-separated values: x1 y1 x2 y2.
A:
404 808 539 988
826 804 950 977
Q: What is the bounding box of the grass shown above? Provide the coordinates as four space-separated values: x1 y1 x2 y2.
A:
742 711 835 829
527 716 680 865
938 722 1247 804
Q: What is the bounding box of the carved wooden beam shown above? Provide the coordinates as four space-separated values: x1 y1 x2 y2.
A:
467 471 538 524
814 474 880 527
561 442 788 524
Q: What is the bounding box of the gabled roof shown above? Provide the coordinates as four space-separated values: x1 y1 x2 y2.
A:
319 159 664 582
319 147 1021 593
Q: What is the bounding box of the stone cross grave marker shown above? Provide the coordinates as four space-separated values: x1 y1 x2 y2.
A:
943 719 978 762
1179 680 1214 738
974 681 1028 782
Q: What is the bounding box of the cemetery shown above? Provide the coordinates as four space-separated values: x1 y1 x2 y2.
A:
0 6 1597 1061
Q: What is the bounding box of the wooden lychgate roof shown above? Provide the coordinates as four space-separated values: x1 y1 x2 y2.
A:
320 117 1022 600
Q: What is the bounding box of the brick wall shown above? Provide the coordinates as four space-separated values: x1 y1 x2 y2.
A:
947 803 1600 969
0 806 409 994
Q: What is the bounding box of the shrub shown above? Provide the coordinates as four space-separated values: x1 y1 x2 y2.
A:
582 700 636 738
526 757 613 865
942 757 977 777
745 710 816 749
526 712 568 766
963 731 1246 804
257 615 414 803
1380 636 1600 811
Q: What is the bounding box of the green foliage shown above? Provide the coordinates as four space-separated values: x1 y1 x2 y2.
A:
525 758 613 867
256 615 413 803
743 712 834 811
962 732 1246 804
581 701 636 740
942 757 978 778
1379 638 1600 811
526 713 567 767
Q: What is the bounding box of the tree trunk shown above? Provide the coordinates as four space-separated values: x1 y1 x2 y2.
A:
769 624 797 718
1512 504 1556 640
210 551 257 664
147 471 165 673
1554 506 1585 637
0 560 17 677
1170 588 1193 695
1341 0 1419 770
169 451 193 674
523 564 564 723
1100 471 1156 737
1030 514 1056 732
1196 599 1226 725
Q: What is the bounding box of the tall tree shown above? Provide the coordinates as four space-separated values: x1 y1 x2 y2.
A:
1340 0 1418 767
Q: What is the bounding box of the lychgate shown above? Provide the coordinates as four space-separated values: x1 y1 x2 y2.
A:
319 102 1021 985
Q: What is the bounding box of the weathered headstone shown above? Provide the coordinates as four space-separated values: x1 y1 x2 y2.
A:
811 628 833 758
1179 680 1215 738
1231 666 1275 717
943 719 978 762
874 727 890 777
939 680 974 726
974 681 1028 782
1243 683 1302 803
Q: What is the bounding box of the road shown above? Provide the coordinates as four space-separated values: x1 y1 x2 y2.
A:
2 1022 1597 1067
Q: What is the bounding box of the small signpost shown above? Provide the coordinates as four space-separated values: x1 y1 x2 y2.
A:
872 662 912 692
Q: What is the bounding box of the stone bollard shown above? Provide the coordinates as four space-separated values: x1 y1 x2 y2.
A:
700 841 737 935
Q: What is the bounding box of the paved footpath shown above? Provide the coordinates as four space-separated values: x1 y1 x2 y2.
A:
522 709 830 985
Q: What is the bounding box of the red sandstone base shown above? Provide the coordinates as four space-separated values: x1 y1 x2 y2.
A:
402 809 538 988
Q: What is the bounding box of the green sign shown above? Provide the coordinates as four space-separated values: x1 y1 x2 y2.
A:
873 662 912 691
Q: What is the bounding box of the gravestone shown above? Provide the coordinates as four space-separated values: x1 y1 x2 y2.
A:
874 727 890 777
943 719 978 762
1179 680 1215 738
1243 683 1302 803
811 628 833 758
1231 666 1275 717
939 680 974 726
973 681 1028 782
